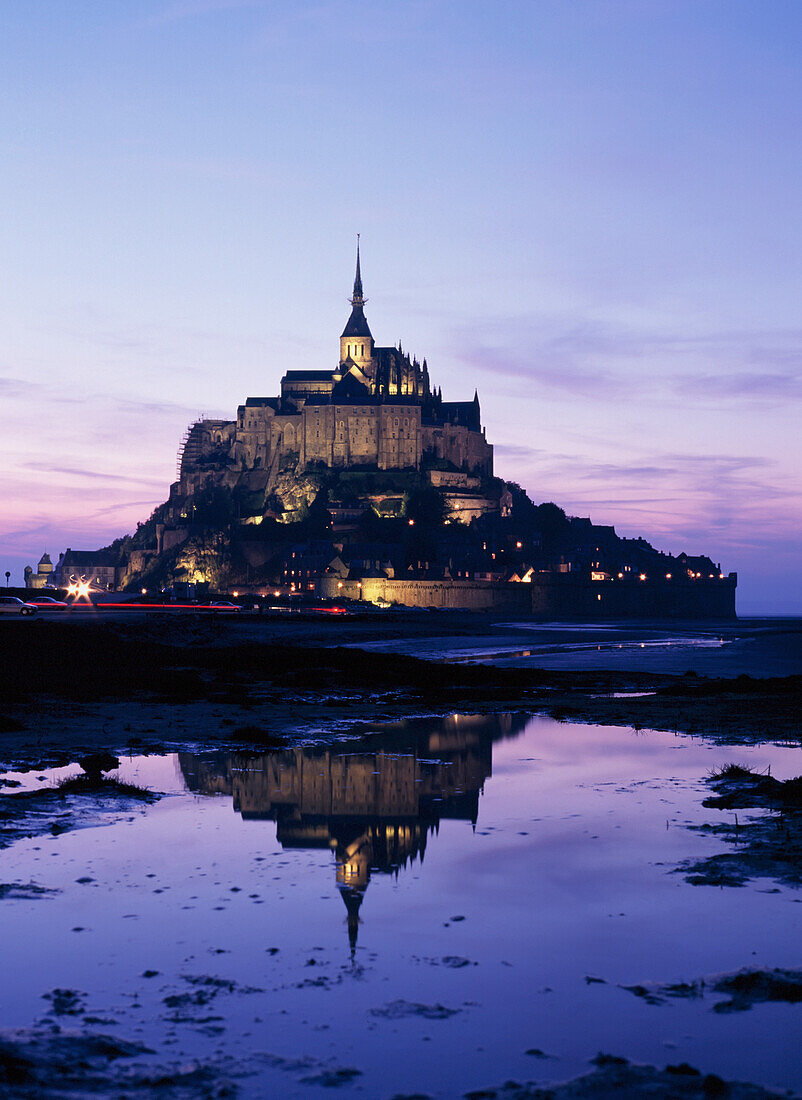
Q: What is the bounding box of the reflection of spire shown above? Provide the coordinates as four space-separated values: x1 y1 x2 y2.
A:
176 712 530 960
339 884 365 958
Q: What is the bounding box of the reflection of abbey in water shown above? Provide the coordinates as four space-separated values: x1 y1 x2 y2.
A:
179 713 526 952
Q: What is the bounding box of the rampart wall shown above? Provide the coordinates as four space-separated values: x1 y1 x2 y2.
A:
319 576 529 611
319 573 738 619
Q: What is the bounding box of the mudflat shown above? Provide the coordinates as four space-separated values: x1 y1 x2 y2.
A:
1 616 800 770
1 615 800 1098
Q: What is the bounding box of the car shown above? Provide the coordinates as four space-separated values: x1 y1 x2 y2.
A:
26 596 69 610
206 601 242 611
0 596 39 616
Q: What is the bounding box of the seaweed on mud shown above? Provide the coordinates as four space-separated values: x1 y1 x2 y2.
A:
299 1066 362 1087
0 1027 241 1097
370 999 462 1020
702 766 802 811
56 775 154 799
622 967 802 1014
461 1054 794 1097
0 883 59 900
677 764 802 889
0 772 159 850
712 968 802 1013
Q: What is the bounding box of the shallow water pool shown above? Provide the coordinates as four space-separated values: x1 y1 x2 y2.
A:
1 713 800 1097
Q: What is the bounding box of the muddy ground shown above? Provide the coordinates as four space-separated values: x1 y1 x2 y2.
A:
1 1037 793 1099
1 617 800 1098
1 619 800 773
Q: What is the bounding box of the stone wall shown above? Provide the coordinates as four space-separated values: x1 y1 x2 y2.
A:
319 576 531 611
527 573 737 620
319 572 737 619
421 424 493 477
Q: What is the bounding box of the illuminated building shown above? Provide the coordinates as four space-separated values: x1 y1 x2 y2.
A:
177 244 493 489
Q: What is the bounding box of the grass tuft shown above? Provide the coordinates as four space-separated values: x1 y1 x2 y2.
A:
56 775 154 800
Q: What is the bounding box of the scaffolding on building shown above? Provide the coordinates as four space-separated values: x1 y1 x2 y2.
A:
176 415 206 480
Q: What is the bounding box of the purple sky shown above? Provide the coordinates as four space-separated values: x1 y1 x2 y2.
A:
2 1 800 613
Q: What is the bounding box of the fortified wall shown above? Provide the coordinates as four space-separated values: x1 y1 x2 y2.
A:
320 572 737 619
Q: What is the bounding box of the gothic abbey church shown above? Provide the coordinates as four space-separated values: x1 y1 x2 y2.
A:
179 246 493 483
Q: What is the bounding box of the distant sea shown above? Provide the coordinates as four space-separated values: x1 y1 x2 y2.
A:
349 616 802 679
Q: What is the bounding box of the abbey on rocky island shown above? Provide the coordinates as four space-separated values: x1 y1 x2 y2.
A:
179 243 493 487
24 246 736 620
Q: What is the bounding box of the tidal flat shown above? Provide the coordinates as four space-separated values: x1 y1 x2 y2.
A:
0 617 800 1097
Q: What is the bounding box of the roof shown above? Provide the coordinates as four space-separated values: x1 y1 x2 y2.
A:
330 372 373 403
341 303 372 339
38 553 52 566
244 397 280 408
58 550 117 567
437 400 481 431
282 372 334 383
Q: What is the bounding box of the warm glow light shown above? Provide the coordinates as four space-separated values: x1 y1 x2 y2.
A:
617 572 623 579
141 587 147 595
337 582 343 589
515 541 522 549
67 574 98 602
408 518 414 526
232 591 239 598
665 573 672 579
639 573 647 581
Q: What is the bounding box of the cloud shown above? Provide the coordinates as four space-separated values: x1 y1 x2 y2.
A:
85 499 166 520
682 371 802 402
111 396 206 418
493 443 551 460
455 337 624 396
0 376 39 398
22 462 164 487
451 315 802 404
496 443 802 562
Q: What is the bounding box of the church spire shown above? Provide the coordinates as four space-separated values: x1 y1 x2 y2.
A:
351 235 365 307
341 236 373 342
